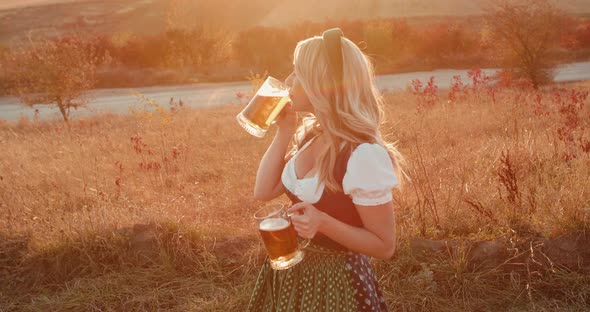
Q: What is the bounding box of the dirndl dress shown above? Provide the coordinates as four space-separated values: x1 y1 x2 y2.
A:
247 242 389 311
247 135 399 312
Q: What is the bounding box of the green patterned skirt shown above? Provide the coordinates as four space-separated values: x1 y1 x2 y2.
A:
247 242 389 312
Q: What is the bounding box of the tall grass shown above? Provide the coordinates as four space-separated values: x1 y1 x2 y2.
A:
0 83 589 311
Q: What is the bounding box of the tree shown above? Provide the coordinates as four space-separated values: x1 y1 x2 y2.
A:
165 0 233 73
4 34 109 122
233 26 296 76
484 0 565 88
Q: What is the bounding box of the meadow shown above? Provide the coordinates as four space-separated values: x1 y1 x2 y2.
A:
0 76 589 311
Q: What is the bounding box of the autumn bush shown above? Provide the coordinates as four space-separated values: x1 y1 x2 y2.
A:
3 34 110 122
484 0 568 88
562 18 590 55
233 26 297 77
1 11 587 93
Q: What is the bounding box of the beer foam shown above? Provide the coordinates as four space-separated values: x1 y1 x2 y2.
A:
259 218 290 231
258 86 289 97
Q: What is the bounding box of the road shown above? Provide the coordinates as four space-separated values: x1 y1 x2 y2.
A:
1 61 589 122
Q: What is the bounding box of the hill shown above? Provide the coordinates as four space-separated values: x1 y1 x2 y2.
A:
0 0 83 11
1 0 589 46
0 0 168 45
261 0 590 26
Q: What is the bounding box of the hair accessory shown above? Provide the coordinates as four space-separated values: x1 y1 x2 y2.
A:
322 28 344 90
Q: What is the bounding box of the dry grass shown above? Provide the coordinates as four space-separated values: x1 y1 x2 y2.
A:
0 85 589 311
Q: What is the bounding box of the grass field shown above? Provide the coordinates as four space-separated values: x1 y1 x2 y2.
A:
0 81 589 311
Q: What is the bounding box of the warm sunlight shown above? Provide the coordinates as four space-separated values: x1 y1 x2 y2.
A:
1 0 589 311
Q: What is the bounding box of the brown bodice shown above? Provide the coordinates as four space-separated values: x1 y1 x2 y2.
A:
284 135 363 251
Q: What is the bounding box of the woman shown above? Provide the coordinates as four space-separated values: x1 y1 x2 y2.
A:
248 28 404 312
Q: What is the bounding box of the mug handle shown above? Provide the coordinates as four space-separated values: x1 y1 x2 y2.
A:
299 238 311 249
285 206 311 250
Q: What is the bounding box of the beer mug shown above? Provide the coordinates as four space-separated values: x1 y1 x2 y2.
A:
236 76 290 138
254 203 308 270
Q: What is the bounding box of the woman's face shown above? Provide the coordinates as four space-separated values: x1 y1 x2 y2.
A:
285 71 314 113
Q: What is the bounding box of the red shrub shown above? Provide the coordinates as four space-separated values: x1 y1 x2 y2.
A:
411 76 439 112
550 87 590 160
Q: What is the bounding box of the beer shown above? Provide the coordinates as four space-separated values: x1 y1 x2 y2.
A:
254 203 306 270
236 76 290 138
241 93 289 131
258 217 299 260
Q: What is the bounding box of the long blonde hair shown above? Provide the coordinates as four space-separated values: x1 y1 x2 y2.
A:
292 36 407 193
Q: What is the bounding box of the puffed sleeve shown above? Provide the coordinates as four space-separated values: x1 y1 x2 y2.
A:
342 143 399 206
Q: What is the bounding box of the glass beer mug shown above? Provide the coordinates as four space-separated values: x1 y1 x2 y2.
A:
236 76 290 138
254 203 307 270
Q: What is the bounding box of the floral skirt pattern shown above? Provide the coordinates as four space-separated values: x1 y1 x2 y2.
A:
247 242 389 312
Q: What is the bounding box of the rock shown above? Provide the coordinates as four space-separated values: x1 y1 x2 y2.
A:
467 240 508 269
129 223 159 257
410 237 458 255
408 234 590 273
0 233 30 268
212 235 257 265
410 238 509 269
542 234 590 269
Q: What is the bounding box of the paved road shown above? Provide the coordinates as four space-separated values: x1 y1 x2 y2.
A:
1 61 589 122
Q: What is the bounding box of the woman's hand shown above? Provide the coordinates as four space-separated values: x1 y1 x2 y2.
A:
287 202 326 239
274 101 297 134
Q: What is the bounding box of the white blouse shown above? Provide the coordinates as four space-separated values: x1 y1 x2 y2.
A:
281 137 399 205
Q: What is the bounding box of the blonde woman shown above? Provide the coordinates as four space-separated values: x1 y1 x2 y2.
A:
248 28 404 312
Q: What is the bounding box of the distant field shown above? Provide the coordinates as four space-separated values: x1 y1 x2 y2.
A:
0 0 284 45
262 0 590 26
0 0 168 45
1 0 589 45
0 0 83 11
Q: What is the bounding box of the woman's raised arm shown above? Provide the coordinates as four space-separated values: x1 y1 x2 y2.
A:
253 105 298 201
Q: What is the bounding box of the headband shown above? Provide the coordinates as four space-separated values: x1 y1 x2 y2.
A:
322 28 344 91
